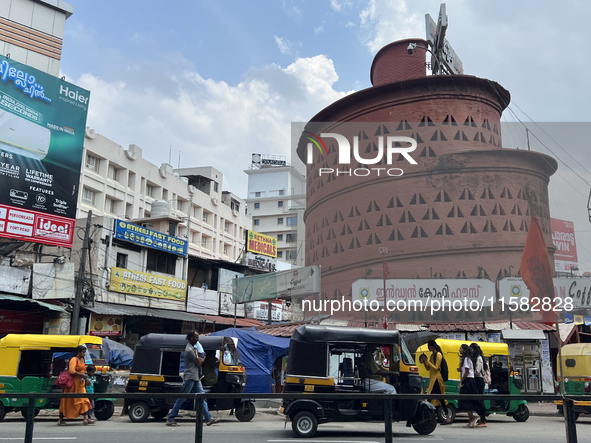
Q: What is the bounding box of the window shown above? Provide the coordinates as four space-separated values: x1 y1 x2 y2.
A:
176 199 184 212
277 251 283 258
85 154 100 172
278 201 284 207
213 181 219 192
279 190 284 196
286 233 297 243
201 236 208 248
146 184 154 198
82 187 95 205
277 234 283 241
107 198 117 214
254 219 260 226
203 212 209 223
224 222 231 233
255 192 261 197
116 253 128 269
146 249 176 275
286 216 298 226
231 201 240 212
168 222 177 237
277 217 284 225
223 244 229 256
285 250 297 260
108 165 119 181
254 203 260 209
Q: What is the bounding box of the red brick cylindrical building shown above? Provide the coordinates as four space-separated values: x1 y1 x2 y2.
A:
297 39 557 319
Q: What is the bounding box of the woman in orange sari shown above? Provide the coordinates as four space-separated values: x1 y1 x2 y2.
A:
58 345 93 426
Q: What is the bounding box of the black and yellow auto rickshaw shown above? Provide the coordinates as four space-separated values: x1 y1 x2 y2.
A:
125 333 255 422
555 343 591 420
282 325 437 438
0 334 114 421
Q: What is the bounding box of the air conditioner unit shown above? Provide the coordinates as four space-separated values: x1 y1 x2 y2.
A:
0 110 51 160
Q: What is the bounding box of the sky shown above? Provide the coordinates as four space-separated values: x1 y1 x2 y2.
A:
58 0 591 272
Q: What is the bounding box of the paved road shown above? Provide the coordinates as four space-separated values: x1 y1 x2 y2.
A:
1 410 589 443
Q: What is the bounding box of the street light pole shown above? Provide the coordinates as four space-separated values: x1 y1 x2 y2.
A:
364 267 372 327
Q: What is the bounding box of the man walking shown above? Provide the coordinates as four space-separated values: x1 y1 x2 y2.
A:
166 331 219 426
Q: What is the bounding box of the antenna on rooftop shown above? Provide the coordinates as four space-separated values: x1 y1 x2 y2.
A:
169 146 172 165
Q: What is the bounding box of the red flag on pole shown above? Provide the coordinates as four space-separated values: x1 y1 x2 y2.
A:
519 216 556 324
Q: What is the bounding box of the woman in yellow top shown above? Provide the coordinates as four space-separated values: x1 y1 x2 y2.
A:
58 345 93 426
419 340 451 425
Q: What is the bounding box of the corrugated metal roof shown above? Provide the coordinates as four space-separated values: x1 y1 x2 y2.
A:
513 321 555 331
198 314 263 327
0 294 68 313
86 302 210 323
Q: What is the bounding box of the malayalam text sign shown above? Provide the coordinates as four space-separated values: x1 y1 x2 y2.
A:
0 56 89 247
109 267 187 301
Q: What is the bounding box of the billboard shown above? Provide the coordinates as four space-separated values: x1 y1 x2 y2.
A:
114 219 188 257
246 230 277 258
108 267 187 301
88 313 123 336
0 56 90 247
551 218 578 272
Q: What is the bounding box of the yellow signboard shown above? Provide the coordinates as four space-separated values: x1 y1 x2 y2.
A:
247 230 277 258
109 267 187 301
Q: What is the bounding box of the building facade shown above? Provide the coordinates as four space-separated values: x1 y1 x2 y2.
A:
298 39 558 313
245 158 306 267
0 0 72 76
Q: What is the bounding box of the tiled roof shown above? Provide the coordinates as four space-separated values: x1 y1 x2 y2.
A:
428 321 556 332
198 314 263 327
257 322 308 337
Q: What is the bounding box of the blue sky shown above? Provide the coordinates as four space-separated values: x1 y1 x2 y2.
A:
58 0 591 271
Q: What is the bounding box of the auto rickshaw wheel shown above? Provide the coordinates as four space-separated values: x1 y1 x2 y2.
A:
235 401 256 422
436 403 456 423
0 403 6 421
151 409 170 421
129 401 150 423
292 411 318 438
20 408 40 420
94 400 115 421
512 404 530 422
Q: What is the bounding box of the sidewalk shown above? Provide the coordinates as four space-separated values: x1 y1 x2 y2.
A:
527 401 560 417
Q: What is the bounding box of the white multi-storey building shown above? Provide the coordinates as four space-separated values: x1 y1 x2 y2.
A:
80 127 251 262
244 155 306 266
0 0 73 76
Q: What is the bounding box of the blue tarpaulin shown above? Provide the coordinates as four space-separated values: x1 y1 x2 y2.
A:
210 327 289 393
102 337 134 368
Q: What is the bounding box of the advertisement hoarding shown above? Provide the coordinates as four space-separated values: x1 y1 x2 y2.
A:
0 56 90 247
246 230 277 258
114 219 188 257
498 277 590 309
108 267 187 301
88 313 123 336
551 218 578 272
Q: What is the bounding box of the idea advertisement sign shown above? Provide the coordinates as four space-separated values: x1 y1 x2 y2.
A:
0 56 90 247
551 218 578 272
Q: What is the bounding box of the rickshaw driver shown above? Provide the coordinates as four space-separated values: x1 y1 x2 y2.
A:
363 346 397 394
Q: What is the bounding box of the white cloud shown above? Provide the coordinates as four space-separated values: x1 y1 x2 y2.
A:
274 35 293 55
73 54 350 194
330 0 352 12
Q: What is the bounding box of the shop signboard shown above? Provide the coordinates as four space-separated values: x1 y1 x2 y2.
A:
499 277 591 309
109 267 187 301
114 219 188 257
0 56 90 247
551 218 578 272
88 313 123 336
246 230 277 258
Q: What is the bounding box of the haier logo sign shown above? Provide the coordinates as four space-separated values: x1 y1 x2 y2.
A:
305 131 418 177
59 85 89 106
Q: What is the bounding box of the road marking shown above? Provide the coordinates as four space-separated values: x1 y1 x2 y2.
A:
0 438 77 441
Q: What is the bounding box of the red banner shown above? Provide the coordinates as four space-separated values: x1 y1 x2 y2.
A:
519 217 556 323
0 204 75 248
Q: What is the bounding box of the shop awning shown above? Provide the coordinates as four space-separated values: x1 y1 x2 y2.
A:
85 302 210 323
501 329 547 340
197 314 263 328
0 294 68 313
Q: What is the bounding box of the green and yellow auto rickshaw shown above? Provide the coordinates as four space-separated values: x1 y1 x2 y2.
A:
416 339 529 423
282 325 437 438
0 334 115 421
555 343 591 420
125 333 255 422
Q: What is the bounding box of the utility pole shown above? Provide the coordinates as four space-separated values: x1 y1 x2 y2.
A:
71 211 92 335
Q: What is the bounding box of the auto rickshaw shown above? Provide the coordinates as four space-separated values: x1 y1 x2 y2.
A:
0 334 115 421
554 343 591 420
125 333 255 422
281 325 437 438
416 339 528 423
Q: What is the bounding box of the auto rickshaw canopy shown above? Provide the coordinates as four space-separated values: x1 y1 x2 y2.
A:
134 333 231 352
557 343 591 378
0 334 103 350
291 325 401 344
